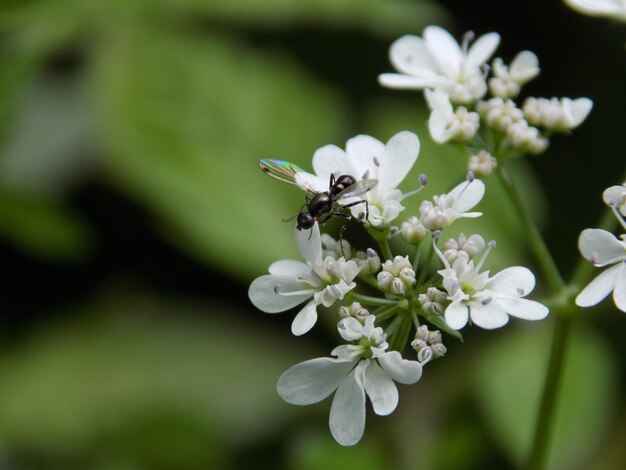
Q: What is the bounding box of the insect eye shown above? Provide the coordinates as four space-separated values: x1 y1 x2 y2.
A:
297 212 315 230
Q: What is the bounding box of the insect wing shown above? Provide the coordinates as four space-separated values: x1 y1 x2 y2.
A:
335 178 378 199
259 159 318 193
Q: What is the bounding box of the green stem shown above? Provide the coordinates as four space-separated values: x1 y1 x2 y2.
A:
495 164 568 296
526 312 575 470
378 238 393 262
416 240 435 287
351 293 396 307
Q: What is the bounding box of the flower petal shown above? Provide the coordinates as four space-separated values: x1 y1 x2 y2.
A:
291 300 318 335
389 34 437 77
338 316 365 341
449 179 485 213
578 228 626 266
576 263 622 307
469 300 509 329
510 50 540 83
423 25 462 76
377 131 420 192
362 360 398 416
248 275 312 313
296 223 322 265
466 32 500 68
378 73 432 89
613 262 626 312
496 297 549 320
377 351 422 384
268 259 311 277
488 266 536 297
277 357 357 405
445 299 469 330
345 135 385 180
329 366 366 446
312 144 350 184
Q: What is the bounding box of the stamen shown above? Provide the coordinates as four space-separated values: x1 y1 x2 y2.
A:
432 232 451 269
366 248 378 257
461 31 475 55
419 173 428 186
476 239 496 271
517 287 525 296
481 63 490 79
481 297 492 305
590 252 599 265
373 156 381 167
401 185 426 200
362 169 370 180
466 171 475 183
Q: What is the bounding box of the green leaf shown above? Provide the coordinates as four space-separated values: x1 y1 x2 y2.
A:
473 322 618 468
0 189 92 260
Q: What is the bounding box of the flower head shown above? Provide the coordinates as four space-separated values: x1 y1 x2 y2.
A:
277 316 422 446
435 240 549 329
419 177 485 231
576 228 626 312
379 26 500 104
303 131 421 227
248 224 360 335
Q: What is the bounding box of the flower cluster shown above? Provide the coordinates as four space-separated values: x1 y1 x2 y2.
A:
379 26 593 175
576 183 626 312
250 126 550 446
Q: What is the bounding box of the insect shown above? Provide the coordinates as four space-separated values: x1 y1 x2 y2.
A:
259 159 378 231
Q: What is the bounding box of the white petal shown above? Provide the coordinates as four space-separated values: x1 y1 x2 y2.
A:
566 98 593 127
296 223 322 265
378 73 432 89
338 316 365 341
602 185 626 207
362 360 398 416
248 275 312 313
377 351 422 384
466 32 500 68
449 179 485 213
612 263 626 312
291 300 318 335
312 144 350 184
269 259 311 277
496 297 549 320
445 300 469 330
377 131 420 191
469 300 509 329
578 228 626 266
565 0 626 16
510 50 540 83
488 266 536 297
389 34 437 77
329 366 366 446
345 134 385 180
277 357 356 405
576 263 622 307
423 26 462 76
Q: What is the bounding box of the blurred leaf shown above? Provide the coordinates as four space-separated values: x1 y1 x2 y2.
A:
364 99 547 272
0 75 96 196
0 291 321 466
167 0 446 36
91 26 348 279
288 430 387 470
0 189 92 260
474 322 618 469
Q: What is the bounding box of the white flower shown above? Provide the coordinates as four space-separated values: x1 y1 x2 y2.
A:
435 242 549 329
603 184 626 216
468 150 497 177
248 224 360 335
424 88 480 143
303 131 421 227
377 255 416 295
477 97 524 132
565 0 626 19
443 233 486 264
419 178 485 231
506 120 549 155
575 228 626 312
276 316 422 446
379 26 500 104
489 51 540 99
523 97 593 131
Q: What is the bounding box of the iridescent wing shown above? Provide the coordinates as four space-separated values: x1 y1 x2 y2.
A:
259 159 317 193
335 178 378 200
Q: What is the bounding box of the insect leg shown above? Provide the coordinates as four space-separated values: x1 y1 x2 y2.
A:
341 199 369 223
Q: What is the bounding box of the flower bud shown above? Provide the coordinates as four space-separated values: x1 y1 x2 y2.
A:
377 256 416 295
411 325 447 363
468 150 497 177
401 217 427 244
418 287 448 315
338 302 370 324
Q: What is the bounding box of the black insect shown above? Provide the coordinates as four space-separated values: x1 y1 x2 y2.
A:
259 159 378 230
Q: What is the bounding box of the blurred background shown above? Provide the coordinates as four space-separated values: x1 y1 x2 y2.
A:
0 0 625 468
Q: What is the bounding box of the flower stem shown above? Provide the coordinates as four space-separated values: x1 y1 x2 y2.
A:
351 293 396 307
526 311 575 470
495 164 568 296
378 238 393 262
